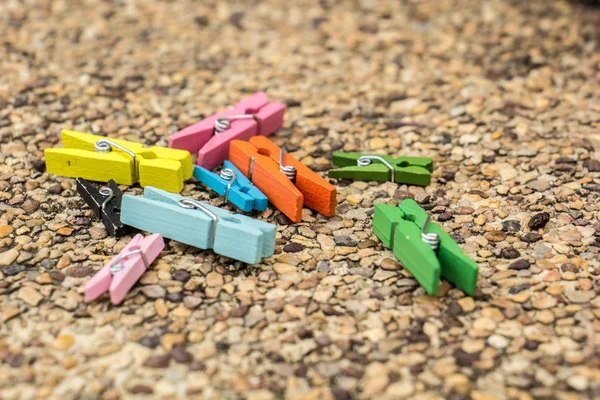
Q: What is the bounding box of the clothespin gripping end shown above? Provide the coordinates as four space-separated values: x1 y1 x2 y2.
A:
399 200 478 295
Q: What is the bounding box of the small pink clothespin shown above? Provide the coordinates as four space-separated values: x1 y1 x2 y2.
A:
85 234 165 305
168 92 286 170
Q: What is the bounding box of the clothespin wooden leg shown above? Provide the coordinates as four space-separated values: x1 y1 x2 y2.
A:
393 218 442 295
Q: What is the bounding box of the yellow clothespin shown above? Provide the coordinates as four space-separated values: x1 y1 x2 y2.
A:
45 130 193 193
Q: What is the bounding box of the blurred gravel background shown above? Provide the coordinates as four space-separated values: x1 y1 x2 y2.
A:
1 1 599 399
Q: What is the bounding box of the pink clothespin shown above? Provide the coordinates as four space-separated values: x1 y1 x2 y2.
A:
168 92 286 170
85 233 165 304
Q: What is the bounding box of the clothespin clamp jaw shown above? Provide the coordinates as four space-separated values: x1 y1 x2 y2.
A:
328 152 434 186
193 161 268 212
76 178 126 237
373 199 478 296
229 136 337 223
167 92 286 170
45 130 193 193
120 187 276 264
85 233 165 304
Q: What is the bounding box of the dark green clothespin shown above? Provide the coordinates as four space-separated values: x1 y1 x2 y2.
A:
328 152 433 186
373 199 478 295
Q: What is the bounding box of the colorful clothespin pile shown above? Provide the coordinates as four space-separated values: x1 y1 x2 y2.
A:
169 92 286 170
85 233 164 304
374 199 479 295
45 130 193 193
76 178 126 237
121 187 276 264
194 161 268 212
40 89 480 305
328 152 434 186
229 136 337 223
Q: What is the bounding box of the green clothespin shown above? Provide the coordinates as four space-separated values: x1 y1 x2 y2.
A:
328 152 433 186
373 199 479 295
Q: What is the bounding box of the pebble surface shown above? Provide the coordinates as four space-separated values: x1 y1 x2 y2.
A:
1 1 599 399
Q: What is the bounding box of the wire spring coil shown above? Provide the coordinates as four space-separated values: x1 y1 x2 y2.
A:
109 249 149 275
357 155 395 182
421 215 440 253
279 148 296 181
99 187 114 211
220 168 235 181
214 114 256 135
214 119 231 134
220 168 237 203
356 156 374 167
95 139 139 181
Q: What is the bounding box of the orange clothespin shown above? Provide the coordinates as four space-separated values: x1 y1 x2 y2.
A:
229 136 336 223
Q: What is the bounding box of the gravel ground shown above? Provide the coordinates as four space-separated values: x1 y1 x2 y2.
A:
1 0 599 399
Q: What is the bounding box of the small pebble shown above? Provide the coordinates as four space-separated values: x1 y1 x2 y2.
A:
141 285 166 299
0 225 14 238
486 231 507 242
3 263 27 276
173 270 191 282
509 259 530 270
438 212 452 222
501 220 521 233
52 334 75 351
283 243 304 253
89 227 108 240
206 272 224 287
528 212 550 230
128 385 154 394
501 248 520 259
0 249 19 266
414 193 430 204
171 346 194 364
521 232 542 243
380 258 401 271
21 199 40 213
143 354 171 368
17 286 43 306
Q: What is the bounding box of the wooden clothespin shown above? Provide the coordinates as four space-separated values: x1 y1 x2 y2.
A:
168 92 286 170
76 178 127 237
229 136 337 223
120 186 276 264
328 152 434 186
193 161 268 212
85 233 164 304
374 199 479 295
45 130 193 193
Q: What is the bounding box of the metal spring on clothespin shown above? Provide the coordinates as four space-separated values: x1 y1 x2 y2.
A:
421 215 440 253
95 139 139 181
109 248 149 275
219 168 237 203
279 148 296 181
99 187 114 211
357 155 395 182
177 199 218 248
214 114 257 135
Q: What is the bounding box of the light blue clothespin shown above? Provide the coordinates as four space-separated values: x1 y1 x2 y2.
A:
193 161 268 212
120 186 276 264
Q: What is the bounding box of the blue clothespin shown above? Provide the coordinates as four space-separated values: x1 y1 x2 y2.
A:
120 186 276 264
193 161 268 212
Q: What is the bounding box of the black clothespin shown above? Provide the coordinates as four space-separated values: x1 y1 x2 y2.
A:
76 178 126 237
